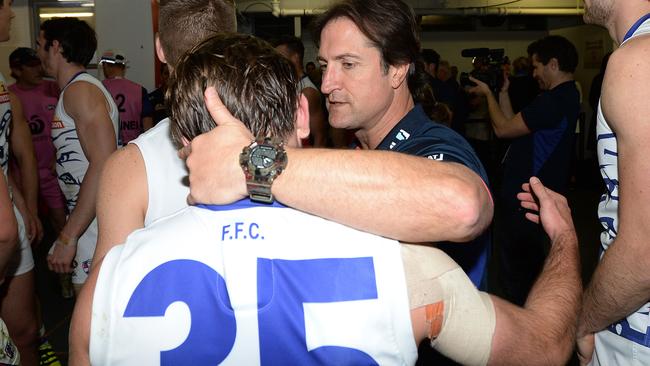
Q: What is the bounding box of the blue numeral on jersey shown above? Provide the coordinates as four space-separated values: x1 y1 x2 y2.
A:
124 257 379 365
123 260 236 365
257 257 379 365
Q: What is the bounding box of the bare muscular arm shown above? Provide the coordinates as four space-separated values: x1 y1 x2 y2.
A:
578 43 650 348
48 81 117 273
410 178 580 365
182 88 493 243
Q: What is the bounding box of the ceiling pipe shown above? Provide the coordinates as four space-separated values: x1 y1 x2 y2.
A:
421 7 584 16
245 3 584 17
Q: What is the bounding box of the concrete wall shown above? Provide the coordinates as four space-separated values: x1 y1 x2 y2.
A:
95 0 155 90
0 0 156 90
0 0 32 80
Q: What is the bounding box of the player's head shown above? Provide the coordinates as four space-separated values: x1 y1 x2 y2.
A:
158 0 236 68
314 0 420 74
313 0 423 130
37 17 96 75
168 33 309 148
9 47 43 86
0 0 15 42
273 35 305 72
527 35 578 90
99 49 127 78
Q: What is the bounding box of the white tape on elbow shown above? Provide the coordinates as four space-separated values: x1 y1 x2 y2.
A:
401 244 496 365
430 268 496 366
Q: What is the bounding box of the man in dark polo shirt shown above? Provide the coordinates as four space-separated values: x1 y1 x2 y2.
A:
180 0 493 291
470 35 580 305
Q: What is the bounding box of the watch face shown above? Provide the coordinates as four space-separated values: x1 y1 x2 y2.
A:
251 145 278 169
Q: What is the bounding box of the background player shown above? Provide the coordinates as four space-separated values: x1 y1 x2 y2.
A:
100 50 154 145
36 18 119 291
8 47 66 238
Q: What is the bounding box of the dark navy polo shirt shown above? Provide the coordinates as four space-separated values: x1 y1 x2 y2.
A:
502 80 579 209
376 104 491 289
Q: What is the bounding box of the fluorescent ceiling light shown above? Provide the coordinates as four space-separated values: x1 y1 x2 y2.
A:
39 12 94 18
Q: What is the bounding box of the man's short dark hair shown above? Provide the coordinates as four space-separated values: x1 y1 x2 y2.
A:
168 33 299 147
40 18 96 67
312 0 420 73
159 0 236 68
272 35 305 64
527 35 578 73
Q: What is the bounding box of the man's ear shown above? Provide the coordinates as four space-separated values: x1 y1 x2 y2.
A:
390 62 410 89
51 39 62 55
155 34 167 64
295 93 310 140
549 57 559 71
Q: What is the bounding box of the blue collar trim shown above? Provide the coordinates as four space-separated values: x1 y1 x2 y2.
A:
623 13 650 43
197 199 286 212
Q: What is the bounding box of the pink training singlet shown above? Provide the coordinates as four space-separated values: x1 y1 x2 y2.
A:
102 77 146 145
9 80 59 173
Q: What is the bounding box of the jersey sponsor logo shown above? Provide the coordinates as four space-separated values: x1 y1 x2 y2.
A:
428 153 444 161
122 257 380 365
29 114 46 135
52 115 64 129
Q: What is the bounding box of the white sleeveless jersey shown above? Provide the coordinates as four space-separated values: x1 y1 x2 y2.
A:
129 118 189 225
52 73 119 212
594 16 650 364
0 73 11 178
90 201 417 366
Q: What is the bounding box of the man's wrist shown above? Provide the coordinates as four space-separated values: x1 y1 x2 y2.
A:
550 230 578 247
57 232 79 247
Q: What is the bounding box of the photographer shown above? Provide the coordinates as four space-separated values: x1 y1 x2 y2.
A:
469 35 580 305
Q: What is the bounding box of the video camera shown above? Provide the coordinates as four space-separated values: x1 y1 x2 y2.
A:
459 48 508 94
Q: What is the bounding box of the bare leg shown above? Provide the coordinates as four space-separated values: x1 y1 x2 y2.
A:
0 270 39 366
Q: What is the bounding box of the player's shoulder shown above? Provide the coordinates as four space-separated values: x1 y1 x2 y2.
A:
124 207 204 247
101 144 146 190
604 43 650 94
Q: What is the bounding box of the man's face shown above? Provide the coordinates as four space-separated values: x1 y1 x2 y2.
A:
36 31 55 77
583 0 614 26
318 17 394 131
531 54 551 90
15 63 43 86
0 0 14 42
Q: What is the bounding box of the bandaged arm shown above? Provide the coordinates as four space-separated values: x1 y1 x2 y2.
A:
404 231 580 366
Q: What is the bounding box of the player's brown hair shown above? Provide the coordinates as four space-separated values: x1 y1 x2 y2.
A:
168 33 299 146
